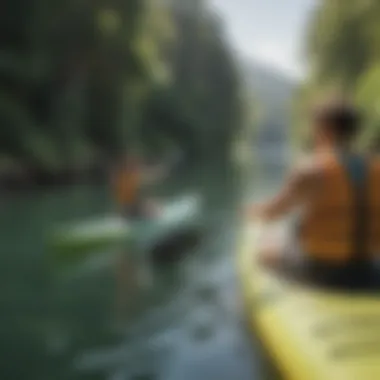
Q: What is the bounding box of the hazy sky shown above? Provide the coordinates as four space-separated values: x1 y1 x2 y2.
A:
209 0 316 78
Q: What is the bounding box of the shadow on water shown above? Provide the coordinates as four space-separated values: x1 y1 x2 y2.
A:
0 158 285 380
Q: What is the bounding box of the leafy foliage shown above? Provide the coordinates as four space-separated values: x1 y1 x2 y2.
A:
296 0 380 149
0 0 245 180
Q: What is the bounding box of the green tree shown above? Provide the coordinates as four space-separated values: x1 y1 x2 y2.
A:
0 0 245 182
296 0 380 149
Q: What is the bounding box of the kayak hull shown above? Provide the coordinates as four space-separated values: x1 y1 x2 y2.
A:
239 222 380 380
50 195 202 266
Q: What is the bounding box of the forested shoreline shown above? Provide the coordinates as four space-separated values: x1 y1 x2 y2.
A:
0 0 245 190
294 0 380 149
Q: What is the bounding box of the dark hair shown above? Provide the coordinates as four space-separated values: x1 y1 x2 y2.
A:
312 100 361 141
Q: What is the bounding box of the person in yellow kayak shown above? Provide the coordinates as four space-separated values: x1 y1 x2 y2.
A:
247 99 380 286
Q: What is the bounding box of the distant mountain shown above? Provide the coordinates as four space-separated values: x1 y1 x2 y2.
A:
240 59 298 145
240 59 296 113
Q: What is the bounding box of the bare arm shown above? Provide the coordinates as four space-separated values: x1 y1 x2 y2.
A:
109 167 123 213
141 164 168 184
248 162 317 221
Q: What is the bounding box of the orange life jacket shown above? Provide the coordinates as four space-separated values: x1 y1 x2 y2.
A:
299 152 380 263
115 169 141 206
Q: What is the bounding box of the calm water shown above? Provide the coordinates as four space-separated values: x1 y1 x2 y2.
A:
1 154 288 380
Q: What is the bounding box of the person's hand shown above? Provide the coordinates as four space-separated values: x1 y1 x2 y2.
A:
258 246 282 268
151 203 162 217
145 200 161 217
244 203 262 220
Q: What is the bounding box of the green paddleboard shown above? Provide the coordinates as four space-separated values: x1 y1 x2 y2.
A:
49 194 202 267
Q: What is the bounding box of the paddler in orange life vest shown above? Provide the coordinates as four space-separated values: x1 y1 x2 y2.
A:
112 153 167 325
112 154 165 219
247 99 380 286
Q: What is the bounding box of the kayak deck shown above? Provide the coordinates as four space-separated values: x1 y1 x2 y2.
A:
239 223 380 380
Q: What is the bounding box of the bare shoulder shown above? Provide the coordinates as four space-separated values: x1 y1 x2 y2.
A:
289 155 323 186
371 155 380 167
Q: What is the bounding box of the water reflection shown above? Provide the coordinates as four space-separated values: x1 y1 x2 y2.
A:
2 156 288 380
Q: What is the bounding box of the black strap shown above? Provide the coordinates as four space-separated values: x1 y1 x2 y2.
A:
339 154 369 262
353 174 369 262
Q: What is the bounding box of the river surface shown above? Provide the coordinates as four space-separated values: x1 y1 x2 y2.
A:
1 151 289 380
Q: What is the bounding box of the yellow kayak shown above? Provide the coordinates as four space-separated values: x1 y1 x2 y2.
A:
239 222 380 380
